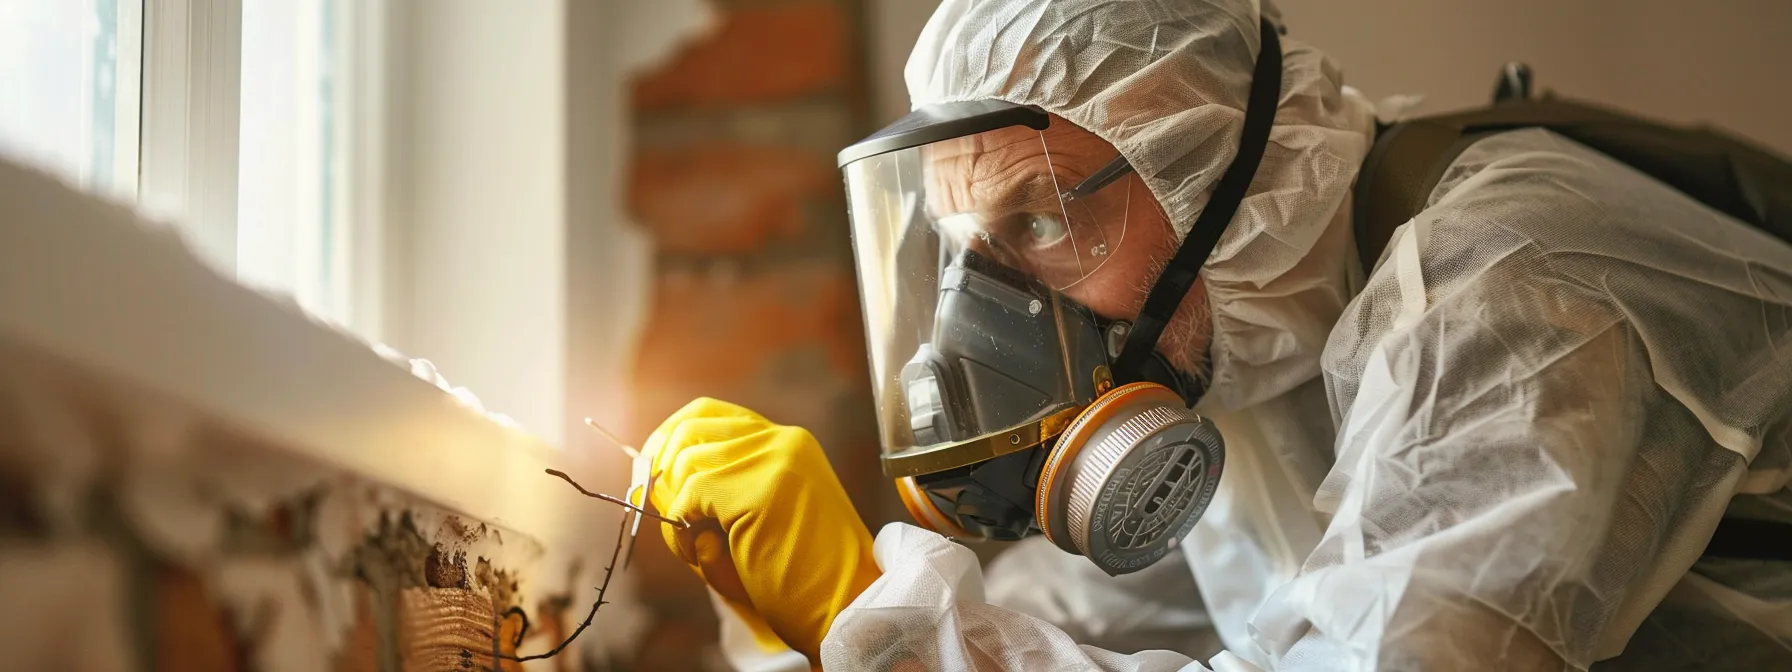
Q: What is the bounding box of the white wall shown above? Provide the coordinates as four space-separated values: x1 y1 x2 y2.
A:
376 0 710 457
868 0 1792 154
1275 0 1792 154
867 0 934 128
388 0 570 446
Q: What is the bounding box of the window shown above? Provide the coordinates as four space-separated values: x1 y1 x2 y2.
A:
0 0 141 199
236 0 346 321
0 0 366 331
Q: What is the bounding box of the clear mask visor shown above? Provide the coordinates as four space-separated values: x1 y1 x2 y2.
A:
843 125 1139 475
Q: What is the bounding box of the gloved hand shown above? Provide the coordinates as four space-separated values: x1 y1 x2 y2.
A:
641 398 882 665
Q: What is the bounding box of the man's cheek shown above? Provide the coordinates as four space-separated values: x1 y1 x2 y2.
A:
1067 273 1148 322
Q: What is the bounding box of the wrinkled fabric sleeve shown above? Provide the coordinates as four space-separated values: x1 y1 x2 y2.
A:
1253 217 1747 670
983 535 1224 660
820 523 1227 672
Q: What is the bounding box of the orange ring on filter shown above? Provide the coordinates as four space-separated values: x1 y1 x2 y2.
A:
896 476 970 538
1033 382 1179 549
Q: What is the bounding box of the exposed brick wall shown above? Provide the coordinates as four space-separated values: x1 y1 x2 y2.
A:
625 0 901 666
630 145 833 256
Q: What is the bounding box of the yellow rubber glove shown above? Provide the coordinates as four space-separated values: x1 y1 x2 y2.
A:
641 397 882 665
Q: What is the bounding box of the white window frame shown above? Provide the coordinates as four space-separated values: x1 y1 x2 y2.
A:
137 0 242 273
113 0 147 199
335 0 394 344
133 0 386 341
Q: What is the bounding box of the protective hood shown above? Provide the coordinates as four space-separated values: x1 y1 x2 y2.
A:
905 0 1377 410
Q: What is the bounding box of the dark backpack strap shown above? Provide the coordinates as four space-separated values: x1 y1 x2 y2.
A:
1352 119 1492 271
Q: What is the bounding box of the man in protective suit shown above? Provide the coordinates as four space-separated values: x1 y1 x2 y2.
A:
633 1 1792 669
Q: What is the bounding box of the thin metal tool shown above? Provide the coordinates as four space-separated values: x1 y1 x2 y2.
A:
621 477 659 570
580 418 665 569
584 417 640 459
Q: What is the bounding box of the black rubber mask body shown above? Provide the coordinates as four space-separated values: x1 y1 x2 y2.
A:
901 248 1198 539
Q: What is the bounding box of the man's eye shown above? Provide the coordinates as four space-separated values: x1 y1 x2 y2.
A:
1028 213 1069 246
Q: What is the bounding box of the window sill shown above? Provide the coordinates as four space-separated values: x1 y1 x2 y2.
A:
0 158 604 544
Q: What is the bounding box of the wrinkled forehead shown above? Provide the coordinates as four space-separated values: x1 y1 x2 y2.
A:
921 124 1057 217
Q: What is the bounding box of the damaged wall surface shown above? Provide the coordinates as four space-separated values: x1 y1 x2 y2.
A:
0 316 635 671
0 362 631 672
0 127 652 669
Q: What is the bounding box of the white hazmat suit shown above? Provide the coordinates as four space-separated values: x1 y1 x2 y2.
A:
819 0 1792 669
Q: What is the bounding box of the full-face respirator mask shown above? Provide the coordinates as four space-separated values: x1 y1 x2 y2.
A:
837 19 1282 576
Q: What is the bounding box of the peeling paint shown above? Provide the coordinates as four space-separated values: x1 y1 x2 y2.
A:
216 560 330 672
349 511 434 591
474 556 522 614
222 488 326 556
426 546 470 589
614 0 719 77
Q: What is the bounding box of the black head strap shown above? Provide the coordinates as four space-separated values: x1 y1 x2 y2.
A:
1111 17 1284 393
